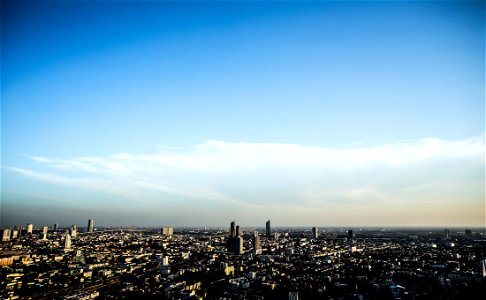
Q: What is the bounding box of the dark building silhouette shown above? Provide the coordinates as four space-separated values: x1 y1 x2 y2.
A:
230 221 236 238
348 229 355 239
228 221 243 254
444 228 450 238
87 219 94 233
312 227 319 239
266 220 271 238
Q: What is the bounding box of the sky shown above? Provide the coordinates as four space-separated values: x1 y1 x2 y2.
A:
1 0 484 228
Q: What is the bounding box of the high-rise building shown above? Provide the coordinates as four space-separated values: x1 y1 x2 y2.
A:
230 221 236 238
16 225 23 236
444 229 450 238
64 232 72 250
312 227 319 239
253 231 262 255
161 226 174 236
41 226 48 240
11 229 18 239
289 291 299 300
160 256 170 274
54 223 59 231
70 225 77 238
228 221 244 254
26 223 33 234
348 229 355 239
1 228 11 242
266 220 271 238
87 219 94 233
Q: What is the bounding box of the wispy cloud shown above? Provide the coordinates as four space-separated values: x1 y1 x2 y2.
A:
7 135 485 225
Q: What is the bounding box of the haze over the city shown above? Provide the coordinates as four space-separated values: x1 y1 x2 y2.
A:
1 1 484 227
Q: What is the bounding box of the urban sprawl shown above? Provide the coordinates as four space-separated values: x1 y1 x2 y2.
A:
1 220 485 299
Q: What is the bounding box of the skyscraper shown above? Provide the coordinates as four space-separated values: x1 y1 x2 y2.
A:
348 229 355 239
312 227 319 239
70 225 77 237
253 231 262 255
87 219 94 233
161 226 174 236
26 223 33 234
53 223 59 231
17 225 23 236
444 229 450 238
64 232 72 250
228 221 244 254
230 221 236 238
42 226 48 240
266 220 271 238
11 228 18 239
1 228 11 242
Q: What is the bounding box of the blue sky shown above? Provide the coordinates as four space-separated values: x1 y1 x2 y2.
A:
1 1 484 228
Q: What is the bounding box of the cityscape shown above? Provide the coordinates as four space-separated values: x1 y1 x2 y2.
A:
1 1 485 299
1 220 485 299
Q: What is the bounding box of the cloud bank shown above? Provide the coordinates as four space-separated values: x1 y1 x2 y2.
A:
7 136 485 226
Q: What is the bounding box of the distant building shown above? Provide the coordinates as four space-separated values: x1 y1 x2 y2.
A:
53 223 59 231
230 221 236 238
289 291 299 300
26 223 33 234
64 232 72 250
161 226 173 236
160 256 170 274
1 228 11 242
266 220 271 238
312 227 319 239
228 221 244 254
465 229 472 237
253 231 262 255
70 225 77 237
42 226 48 240
14 225 24 236
480 258 486 278
87 219 94 233
444 229 450 238
11 228 18 239
348 229 355 239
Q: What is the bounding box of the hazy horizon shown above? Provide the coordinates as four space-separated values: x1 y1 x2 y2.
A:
1 1 484 228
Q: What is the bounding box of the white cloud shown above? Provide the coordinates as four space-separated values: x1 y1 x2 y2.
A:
7 135 485 225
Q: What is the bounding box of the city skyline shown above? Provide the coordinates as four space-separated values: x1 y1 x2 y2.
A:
1 1 484 227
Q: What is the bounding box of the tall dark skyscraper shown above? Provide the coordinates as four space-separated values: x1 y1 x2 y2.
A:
228 221 243 254
230 221 236 238
87 219 94 233
266 220 271 238
312 227 319 239
348 229 355 239
53 223 58 231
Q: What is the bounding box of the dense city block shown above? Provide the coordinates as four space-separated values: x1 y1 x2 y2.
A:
1 223 485 299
